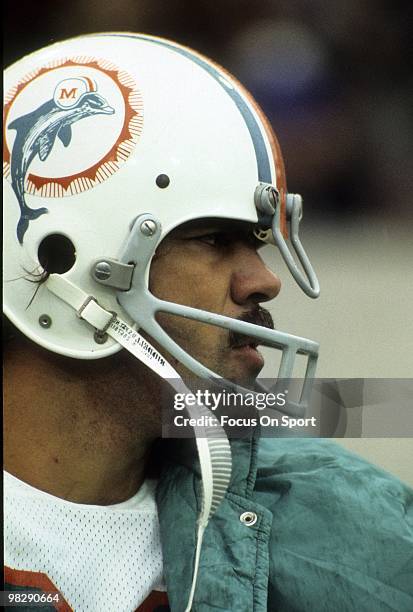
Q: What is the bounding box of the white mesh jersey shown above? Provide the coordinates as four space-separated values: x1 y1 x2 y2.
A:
4 471 169 611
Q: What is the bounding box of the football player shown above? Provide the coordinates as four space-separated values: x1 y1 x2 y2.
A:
4 34 412 611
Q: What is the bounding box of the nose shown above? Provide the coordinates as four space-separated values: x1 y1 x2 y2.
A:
230 247 281 305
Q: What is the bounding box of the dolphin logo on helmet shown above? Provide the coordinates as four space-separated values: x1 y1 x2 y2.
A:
7 76 114 243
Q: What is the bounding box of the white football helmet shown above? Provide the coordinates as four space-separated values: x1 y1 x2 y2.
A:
3 33 319 399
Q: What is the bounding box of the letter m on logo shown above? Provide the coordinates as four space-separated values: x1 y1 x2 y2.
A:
59 87 77 100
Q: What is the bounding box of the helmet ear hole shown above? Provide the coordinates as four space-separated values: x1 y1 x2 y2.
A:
38 234 76 275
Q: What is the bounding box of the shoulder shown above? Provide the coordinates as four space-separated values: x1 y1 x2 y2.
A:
256 437 413 512
255 438 413 611
258 437 411 488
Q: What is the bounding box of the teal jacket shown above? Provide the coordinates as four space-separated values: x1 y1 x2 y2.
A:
157 438 413 611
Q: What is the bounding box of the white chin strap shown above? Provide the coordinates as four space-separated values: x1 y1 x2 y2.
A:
46 273 232 612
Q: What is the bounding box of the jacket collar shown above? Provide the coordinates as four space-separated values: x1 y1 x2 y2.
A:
158 430 260 498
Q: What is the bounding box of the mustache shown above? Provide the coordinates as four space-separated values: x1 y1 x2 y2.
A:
228 306 275 348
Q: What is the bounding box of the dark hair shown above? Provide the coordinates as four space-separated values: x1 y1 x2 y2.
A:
3 314 28 347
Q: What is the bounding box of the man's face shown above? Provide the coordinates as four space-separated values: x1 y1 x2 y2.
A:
149 218 281 386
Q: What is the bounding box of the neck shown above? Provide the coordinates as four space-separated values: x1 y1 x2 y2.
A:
4 342 162 504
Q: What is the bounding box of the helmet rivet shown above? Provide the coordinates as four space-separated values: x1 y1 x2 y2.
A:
94 330 108 345
156 174 170 188
94 261 112 281
39 314 52 329
140 220 157 236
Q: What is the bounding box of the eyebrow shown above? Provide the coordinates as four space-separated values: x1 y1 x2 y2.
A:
172 218 255 236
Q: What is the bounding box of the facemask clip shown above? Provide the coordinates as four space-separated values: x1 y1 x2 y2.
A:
254 183 320 298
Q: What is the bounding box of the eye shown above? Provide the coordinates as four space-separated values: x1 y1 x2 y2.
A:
183 227 262 249
193 232 230 247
